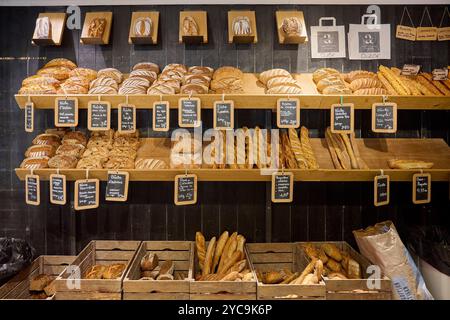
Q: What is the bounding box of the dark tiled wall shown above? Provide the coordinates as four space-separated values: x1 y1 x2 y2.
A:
0 5 448 256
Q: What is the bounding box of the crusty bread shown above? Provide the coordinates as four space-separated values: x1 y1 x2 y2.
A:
312 68 339 83
259 68 291 85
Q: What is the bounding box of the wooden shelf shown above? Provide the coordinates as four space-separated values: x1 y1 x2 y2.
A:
15 73 450 110
15 138 450 182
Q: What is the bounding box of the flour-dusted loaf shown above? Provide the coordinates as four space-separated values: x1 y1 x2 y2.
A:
25 144 56 158
48 154 78 169
44 58 77 70
34 16 52 39
232 16 252 35
69 67 98 81
134 17 152 37
312 68 340 83
182 16 199 36
259 68 291 85
97 68 123 84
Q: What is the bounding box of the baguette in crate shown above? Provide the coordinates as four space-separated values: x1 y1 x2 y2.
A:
190 231 257 300
299 241 392 300
123 241 193 300
54 240 140 300
247 243 326 300
0 255 75 300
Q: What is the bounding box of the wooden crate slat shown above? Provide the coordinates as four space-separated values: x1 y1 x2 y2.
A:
250 263 292 272
143 241 191 251
326 292 392 300
190 293 255 300
246 242 293 253
249 252 292 263
123 292 190 300
55 292 121 300
95 251 136 261
94 240 141 250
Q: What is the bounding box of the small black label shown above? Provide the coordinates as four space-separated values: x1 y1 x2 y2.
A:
90 103 109 128
27 176 38 202
57 99 76 124
415 175 429 201
278 100 298 127
215 102 232 128
375 105 394 130
51 176 64 202
106 173 127 200
376 176 389 204
180 100 198 125
25 103 33 131
154 103 168 129
177 176 195 203
77 181 97 207
274 175 291 200
333 105 352 131
120 106 135 131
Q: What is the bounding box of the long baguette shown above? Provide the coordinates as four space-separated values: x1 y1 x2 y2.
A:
327 128 350 170
325 128 343 169
391 68 421 96
281 132 299 169
219 251 242 275
212 231 229 273
300 126 319 169
378 66 409 95
377 72 398 95
202 237 216 276
288 128 308 169
349 133 369 169
292 258 317 285
195 232 206 271
218 233 237 273
340 133 358 169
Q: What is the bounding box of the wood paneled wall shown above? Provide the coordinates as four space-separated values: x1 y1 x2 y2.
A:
0 5 448 256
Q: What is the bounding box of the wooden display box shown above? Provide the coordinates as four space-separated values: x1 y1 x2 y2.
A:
129 11 159 45
54 240 140 300
190 242 257 300
298 242 392 300
32 12 67 46
80 12 113 45
0 255 75 300
123 241 194 300
275 11 308 44
247 243 326 300
228 11 258 44
179 11 208 44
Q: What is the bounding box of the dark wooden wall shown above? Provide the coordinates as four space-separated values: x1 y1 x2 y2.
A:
0 5 448 256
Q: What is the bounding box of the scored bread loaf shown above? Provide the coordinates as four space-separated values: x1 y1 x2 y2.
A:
344 70 376 83
312 68 339 83
212 231 229 273
196 232 206 271
259 68 291 85
353 88 388 95
317 76 345 92
349 78 383 91
266 77 300 89
300 126 319 169
288 128 308 169
377 73 398 95
322 85 352 95
421 73 450 96
203 237 216 276
388 159 434 169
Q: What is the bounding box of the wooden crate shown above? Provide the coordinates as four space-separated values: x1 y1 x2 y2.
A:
54 240 140 300
190 242 257 300
298 242 392 300
123 241 193 300
247 243 326 300
0 255 75 300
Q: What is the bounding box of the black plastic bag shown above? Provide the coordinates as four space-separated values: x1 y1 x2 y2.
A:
0 238 35 284
406 226 450 276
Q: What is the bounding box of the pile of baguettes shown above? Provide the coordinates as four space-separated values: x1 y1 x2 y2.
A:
195 231 254 282
169 126 319 170
324 128 368 170
313 66 450 96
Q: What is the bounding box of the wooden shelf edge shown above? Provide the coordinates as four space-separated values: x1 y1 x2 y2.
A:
14 168 450 182
15 94 450 110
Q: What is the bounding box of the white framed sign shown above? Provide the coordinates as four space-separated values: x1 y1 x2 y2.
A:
311 17 346 58
348 14 391 60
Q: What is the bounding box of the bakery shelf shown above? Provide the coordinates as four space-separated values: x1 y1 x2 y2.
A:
15 138 450 182
15 73 450 110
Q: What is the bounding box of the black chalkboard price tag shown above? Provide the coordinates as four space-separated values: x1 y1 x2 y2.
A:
271 172 293 203
174 174 197 205
413 173 431 204
152 101 170 132
277 98 300 129
24 102 34 133
74 179 99 210
50 173 66 205
331 103 354 133
118 104 136 134
213 100 234 130
54 97 78 127
88 101 111 131
178 97 201 128
25 174 40 206
371 102 397 133
374 175 390 206
105 171 129 202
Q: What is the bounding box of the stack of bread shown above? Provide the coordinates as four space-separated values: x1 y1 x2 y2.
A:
84 263 126 279
195 231 254 282
286 126 319 169
19 58 77 94
325 128 368 170
344 70 387 95
47 131 87 168
210 66 244 94
89 68 123 94
118 62 159 95
181 66 214 94
312 68 352 95
170 132 202 169
302 243 362 280
29 274 56 299
259 68 302 94
379 65 450 96
76 129 139 169
59 67 97 94
256 259 323 286
148 63 186 94
140 253 185 281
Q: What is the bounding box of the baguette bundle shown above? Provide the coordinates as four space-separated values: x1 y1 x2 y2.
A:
302 243 361 280
287 127 319 169
325 128 368 170
256 259 323 285
195 231 254 282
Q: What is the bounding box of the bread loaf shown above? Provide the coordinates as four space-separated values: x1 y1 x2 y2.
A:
203 237 216 276
349 78 382 91
300 126 319 169
387 159 434 169
312 68 339 83
213 66 243 80
98 68 123 84
102 264 126 279
344 70 376 83
48 154 78 168
69 68 97 81
141 252 159 271
25 145 56 158
44 58 77 70
212 231 229 273
316 76 345 92
322 85 352 95
196 232 206 271
353 88 388 95
288 128 308 169
259 68 291 85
